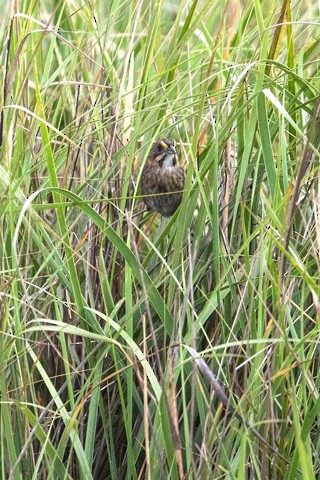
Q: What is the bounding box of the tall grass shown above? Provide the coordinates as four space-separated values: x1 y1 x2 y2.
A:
0 0 319 478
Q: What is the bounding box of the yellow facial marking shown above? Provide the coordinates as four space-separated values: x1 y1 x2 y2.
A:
160 140 168 149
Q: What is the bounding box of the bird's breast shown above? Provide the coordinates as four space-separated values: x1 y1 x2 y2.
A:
161 153 176 168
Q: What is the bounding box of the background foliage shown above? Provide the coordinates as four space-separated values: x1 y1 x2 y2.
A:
0 0 319 479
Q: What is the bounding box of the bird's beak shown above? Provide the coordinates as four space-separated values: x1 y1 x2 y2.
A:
159 140 176 155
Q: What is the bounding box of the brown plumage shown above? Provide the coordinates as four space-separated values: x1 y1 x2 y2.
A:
140 138 185 217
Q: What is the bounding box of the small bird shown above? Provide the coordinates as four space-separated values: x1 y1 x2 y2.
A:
141 138 185 217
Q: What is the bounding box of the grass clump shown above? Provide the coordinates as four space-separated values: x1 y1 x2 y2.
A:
0 1 320 479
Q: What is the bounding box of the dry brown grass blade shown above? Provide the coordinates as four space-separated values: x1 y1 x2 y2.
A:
168 348 184 480
126 213 186 478
183 344 289 464
280 96 320 283
265 0 288 76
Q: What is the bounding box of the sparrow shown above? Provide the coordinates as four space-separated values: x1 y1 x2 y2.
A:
140 138 185 217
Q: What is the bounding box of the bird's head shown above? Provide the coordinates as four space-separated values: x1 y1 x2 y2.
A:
147 138 177 167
